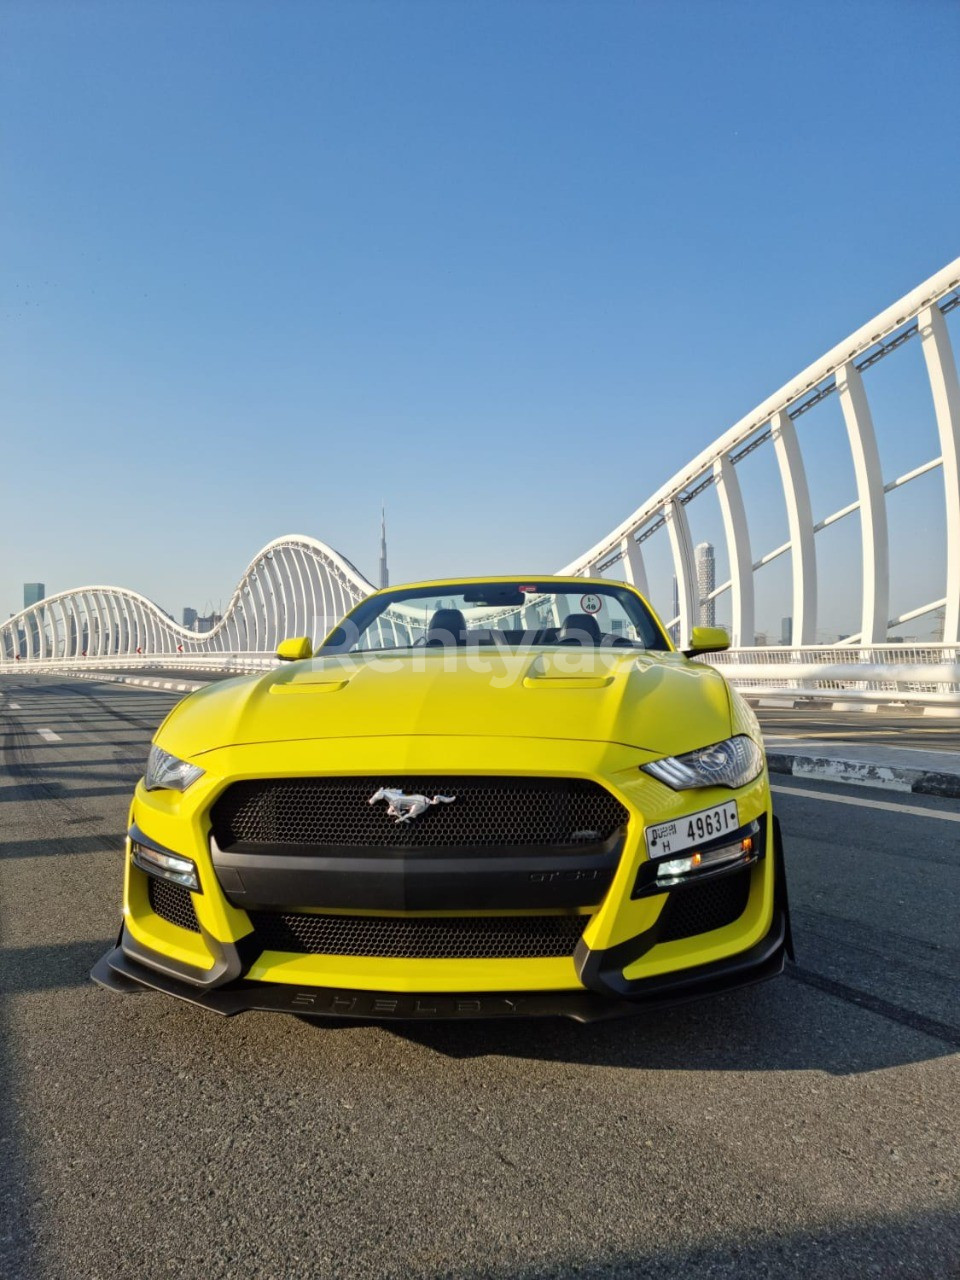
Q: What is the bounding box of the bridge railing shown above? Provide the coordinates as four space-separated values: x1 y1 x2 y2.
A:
0 653 277 676
4 644 959 707
702 644 960 705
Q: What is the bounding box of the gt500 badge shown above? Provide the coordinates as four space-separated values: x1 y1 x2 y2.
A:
645 800 739 858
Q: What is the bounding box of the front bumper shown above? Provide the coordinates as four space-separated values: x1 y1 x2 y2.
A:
91 902 790 1023
93 745 791 1022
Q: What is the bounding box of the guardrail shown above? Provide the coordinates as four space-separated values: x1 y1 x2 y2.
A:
3 646 959 708
0 653 277 676
703 644 960 706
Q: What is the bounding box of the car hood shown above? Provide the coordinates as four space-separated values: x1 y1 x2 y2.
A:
156 649 733 762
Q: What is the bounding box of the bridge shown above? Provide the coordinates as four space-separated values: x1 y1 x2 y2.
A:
3 257 959 708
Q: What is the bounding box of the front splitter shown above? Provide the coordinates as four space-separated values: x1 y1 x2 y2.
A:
91 918 787 1023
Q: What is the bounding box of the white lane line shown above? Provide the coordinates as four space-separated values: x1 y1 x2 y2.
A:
37 728 63 743
771 783 960 823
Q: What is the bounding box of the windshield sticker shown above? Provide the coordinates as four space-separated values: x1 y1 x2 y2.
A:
580 593 602 615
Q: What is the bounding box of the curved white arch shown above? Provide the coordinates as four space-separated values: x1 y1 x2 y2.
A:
558 257 960 649
0 535 376 662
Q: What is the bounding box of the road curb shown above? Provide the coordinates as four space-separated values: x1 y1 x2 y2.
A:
64 672 208 693
767 751 960 799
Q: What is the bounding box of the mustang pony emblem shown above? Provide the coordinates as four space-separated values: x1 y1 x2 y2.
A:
368 787 456 824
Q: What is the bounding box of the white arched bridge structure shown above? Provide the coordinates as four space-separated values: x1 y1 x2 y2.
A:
3 258 959 706
1 537 375 664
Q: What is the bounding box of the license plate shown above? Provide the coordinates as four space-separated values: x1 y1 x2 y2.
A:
645 801 739 859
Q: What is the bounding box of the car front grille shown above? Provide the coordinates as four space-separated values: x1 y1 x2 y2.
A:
658 869 751 942
247 910 589 959
210 776 628 853
148 878 201 933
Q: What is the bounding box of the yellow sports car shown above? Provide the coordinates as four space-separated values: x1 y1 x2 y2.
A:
92 577 792 1021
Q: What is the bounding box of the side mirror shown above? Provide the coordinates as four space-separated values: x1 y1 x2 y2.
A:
684 626 730 656
276 636 314 662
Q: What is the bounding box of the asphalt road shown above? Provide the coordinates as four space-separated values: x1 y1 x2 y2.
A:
756 706 960 753
1 676 958 1280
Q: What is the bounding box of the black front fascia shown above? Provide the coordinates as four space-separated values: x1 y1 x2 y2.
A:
211 838 622 911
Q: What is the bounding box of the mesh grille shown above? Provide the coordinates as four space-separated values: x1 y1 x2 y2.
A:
148 878 201 933
658 870 751 942
210 776 628 852
248 911 588 959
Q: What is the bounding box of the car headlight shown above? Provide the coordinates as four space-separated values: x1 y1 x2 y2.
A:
642 734 763 790
144 744 205 792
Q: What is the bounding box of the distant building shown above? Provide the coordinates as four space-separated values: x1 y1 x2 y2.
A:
183 607 198 629
695 542 715 626
670 546 715 634
195 612 222 632
20 584 45 656
378 508 389 589
781 616 792 645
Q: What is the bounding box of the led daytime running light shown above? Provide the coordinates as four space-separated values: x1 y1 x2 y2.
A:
132 841 200 892
655 836 754 886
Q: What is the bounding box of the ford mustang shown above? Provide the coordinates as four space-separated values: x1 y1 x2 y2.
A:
92 577 792 1021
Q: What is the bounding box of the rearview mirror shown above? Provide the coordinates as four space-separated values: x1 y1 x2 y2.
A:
276 636 314 662
462 587 525 607
684 626 730 656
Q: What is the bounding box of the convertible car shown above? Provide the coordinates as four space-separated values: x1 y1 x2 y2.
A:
92 577 792 1021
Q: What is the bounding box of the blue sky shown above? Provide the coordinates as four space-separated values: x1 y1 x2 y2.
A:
3 0 958 637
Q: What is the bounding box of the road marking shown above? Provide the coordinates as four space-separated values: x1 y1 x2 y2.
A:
771 783 960 823
37 728 63 743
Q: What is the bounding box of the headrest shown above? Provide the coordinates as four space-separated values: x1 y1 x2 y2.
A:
426 608 467 644
558 612 601 644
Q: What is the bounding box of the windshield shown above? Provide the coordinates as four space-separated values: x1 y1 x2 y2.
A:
321 581 670 654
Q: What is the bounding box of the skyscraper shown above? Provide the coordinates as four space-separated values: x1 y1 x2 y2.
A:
695 542 715 626
378 508 389 589
23 583 45 608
